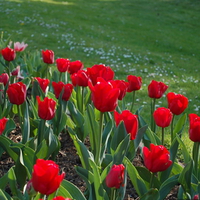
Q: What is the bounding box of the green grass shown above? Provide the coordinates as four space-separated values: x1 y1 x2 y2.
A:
1 0 200 153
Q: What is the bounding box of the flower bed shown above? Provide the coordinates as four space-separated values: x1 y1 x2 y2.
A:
0 39 198 200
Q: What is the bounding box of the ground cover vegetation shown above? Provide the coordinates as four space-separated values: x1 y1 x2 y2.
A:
0 0 200 199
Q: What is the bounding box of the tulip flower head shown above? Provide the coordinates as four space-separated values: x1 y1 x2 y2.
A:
68 60 84 74
42 50 54 64
87 64 115 85
88 77 120 112
1 47 16 61
0 73 9 86
127 75 142 92
153 107 173 128
14 41 28 52
106 164 125 189
31 159 65 195
70 70 89 87
167 92 188 115
34 77 50 93
37 96 56 120
114 110 138 140
189 113 200 142
7 82 27 105
52 82 73 101
148 80 168 99
109 80 129 100
56 58 70 73
143 143 172 173
0 117 8 135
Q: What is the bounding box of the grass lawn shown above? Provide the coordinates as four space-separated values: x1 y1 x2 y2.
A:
1 0 200 152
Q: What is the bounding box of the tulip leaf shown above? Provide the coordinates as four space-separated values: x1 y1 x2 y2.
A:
178 160 193 194
0 135 18 162
135 166 160 189
68 127 94 170
113 134 130 165
101 120 113 163
21 101 30 144
124 157 148 197
140 188 159 200
0 189 13 200
7 167 24 199
158 174 179 200
58 179 87 200
3 118 15 136
89 159 109 200
35 140 49 159
110 122 127 154
173 113 187 136
176 134 191 164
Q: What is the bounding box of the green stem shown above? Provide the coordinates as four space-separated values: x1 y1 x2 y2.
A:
161 127 165 145
192 142 200 179
17 105 22 128
37 119 46 147
59 72 62 82
95 112 104 166
110 188 116 200
151 98 156 132
149 172 155 188
130 91 136 113
171 114 175 144
81 87 84 113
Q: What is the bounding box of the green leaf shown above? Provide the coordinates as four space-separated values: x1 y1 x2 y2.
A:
68 128 94 170
113 134 130 165
176 134 191 164
0 135 18 162
158 174 179 200
57 179 87 200
125 157 148 197
140 188 159 200
178 160 193 193
173 114 187 136
178 160 193 194
21 101 30 144
89 159 108 200
136 166 160 189
3 118 15 136
134 125 148 150
35 140 49 159
0 189 13 200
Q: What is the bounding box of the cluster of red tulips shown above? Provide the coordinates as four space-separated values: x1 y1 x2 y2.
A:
0 42 200 200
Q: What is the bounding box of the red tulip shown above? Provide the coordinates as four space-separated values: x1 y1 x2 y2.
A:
153 107 173 128
88 77 120 112
7 82 27 105
14 42 28 52
52 197 72 200
0 117 8 135
87 64 114 85
52 82 73 101
37 96 56 120
31 159 65 195
167 92 188 115
127 75 142 92
106 164 125 189
42 50 54 64
34 77 50 93
1 47 16 61
56 58 70 73
148 80 168 99
189 114 200 142
114 110 138 140
193 195 199 200
70 70 89 87
68 60 83 74
109 80 129 100
143 143 172 173
0 73 9 86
